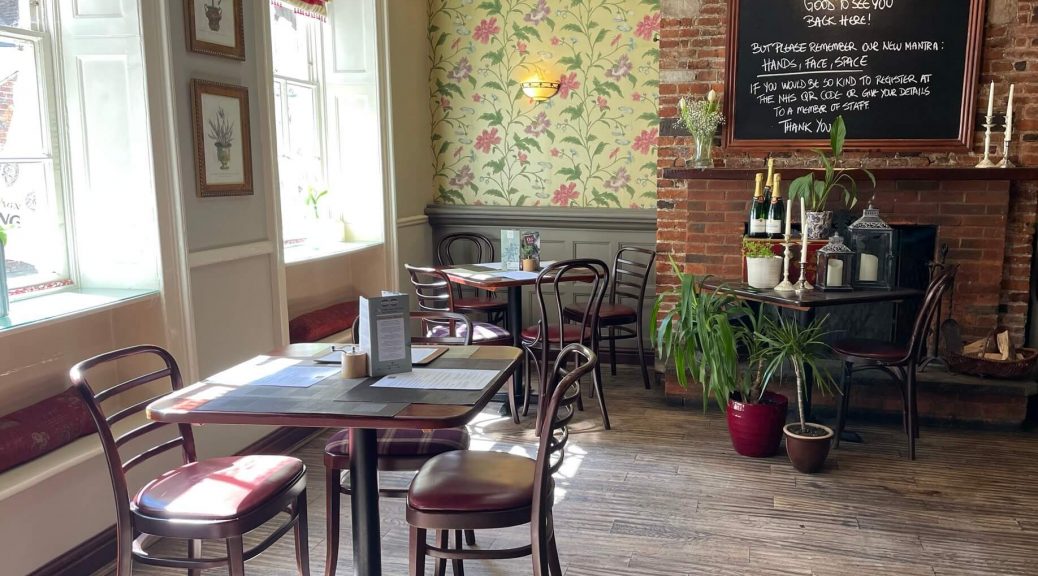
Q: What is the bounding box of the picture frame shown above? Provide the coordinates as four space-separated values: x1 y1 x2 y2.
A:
185 0 245 60
191 79 253 197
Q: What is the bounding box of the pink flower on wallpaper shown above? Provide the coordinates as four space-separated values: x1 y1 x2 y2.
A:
473 200 484 206
448 57 472 82
611 33 622 47
473 18 500 44
451 37 461 50
525 111 551 136
475 128 501 153
439 96 451 110
609 147 620 160
550 36 561 46
472 93 482 102
449 166 474 189
632 92 642 101
517 41 528 55
629 202 641 209
632 128 658 155
552 183 579 206
518 151 529 165
596 96 608 110
524 0 550 25
635 13 661 41
550 147 560 157
607 55 633 80
605 167 630 192
558 73 580 99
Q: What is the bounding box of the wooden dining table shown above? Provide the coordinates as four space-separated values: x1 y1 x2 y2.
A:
147 343 522 576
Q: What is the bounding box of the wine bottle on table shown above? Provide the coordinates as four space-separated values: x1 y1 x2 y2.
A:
766 173 785 239
747 172 766 238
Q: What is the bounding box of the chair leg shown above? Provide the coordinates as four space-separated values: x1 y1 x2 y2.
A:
834 361 853 450
294 491 311 576
325 468 341 576
547 531 563 576
908 362 919 460
522 349 534 417
434 531 448 576
227 536 246 576
452 529 466 576
507 371 520 425
593 363 611 430
409 526 427 576
608 328 617 376
635 318 651 390
464 529 476 546
187 539 202 576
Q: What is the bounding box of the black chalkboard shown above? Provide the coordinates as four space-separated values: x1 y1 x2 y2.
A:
724 0 986 150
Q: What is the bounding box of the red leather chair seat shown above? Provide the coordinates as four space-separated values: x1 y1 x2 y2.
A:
324 427 470 459
288 301 360 343
832 339 907 363
408 451 534 513
133 455 304 520
428 321 511 343
521 324 592 343
454 296 507 311
562 303 637 324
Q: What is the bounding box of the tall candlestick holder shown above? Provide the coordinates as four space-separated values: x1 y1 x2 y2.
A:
793 261 813 292
975 116 996 168
998 137 1015 168
774 237 795 292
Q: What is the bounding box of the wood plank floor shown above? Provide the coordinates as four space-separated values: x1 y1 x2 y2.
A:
110 367 1038 575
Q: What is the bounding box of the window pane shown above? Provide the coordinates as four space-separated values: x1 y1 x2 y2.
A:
271 5 312 81
286 84 318 160
0 0 37 31
0 161 69 294
0 35 46 155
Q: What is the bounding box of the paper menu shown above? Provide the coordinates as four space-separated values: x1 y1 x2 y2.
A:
500 229 521 271
371 368 497 391
358 293 412 377
207 357 338 388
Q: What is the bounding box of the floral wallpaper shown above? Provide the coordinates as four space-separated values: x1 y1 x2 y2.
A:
429 0 660 208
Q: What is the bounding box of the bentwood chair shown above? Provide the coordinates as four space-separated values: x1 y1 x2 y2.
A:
436 232 508 326
326 311 479 576
832 265 958 460
522 259 610 431
405 343 596 576
70 345 309 576
563 246 656 389
406 264 512 346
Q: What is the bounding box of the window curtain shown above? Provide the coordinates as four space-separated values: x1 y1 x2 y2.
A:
272 0 328 21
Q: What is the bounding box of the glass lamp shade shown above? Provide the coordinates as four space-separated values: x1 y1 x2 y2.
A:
815 233 855 291
848 202 895 290
520 81 560 101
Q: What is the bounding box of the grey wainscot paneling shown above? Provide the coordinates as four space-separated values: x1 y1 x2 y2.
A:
425 205 657 359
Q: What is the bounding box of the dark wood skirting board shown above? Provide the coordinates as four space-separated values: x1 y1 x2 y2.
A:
662 167 1038 181
29 426 324 576
425 204 657 231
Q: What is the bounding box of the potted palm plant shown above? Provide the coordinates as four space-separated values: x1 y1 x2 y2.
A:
756 312 835 473
652 260 788 458
788 116 875 239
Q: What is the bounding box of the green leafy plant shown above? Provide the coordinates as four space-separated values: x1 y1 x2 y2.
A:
206 107 235 147
742 238 776 259
304 185 328 220
787 116 875 211
755 312 834 433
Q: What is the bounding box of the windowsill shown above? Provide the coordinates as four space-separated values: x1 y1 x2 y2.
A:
0 287 159 335
284 240 383 266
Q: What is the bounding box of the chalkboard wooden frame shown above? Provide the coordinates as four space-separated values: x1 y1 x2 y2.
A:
723 0 987 152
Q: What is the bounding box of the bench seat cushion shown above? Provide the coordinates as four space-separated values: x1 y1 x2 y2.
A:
0 388 96 474
289 300 360 343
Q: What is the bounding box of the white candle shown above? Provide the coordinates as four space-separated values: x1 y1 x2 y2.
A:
800 199 807 264
859 253 879 282
986 81 994 118
784 198 792 238
1006 84 1015 139
826 259 844 287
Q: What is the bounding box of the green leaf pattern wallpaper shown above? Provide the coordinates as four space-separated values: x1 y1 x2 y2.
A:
429 0 660 208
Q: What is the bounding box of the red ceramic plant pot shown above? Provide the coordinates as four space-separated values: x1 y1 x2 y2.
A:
726 391 788 458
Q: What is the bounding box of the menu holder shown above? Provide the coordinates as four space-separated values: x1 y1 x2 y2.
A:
501 229 521 271
358 292 411 377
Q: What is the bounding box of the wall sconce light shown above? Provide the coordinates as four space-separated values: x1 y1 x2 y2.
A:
521 79 560 102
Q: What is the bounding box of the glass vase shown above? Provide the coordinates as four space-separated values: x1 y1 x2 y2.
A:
691 131 714 168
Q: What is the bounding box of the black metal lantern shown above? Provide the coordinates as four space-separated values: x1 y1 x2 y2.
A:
848 202 895 290
815 233 855 291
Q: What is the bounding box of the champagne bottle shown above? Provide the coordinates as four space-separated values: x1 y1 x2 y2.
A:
766 173 785 239
748 173 766 238
752 158 775 238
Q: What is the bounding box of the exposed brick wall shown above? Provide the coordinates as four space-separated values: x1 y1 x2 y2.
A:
656 0 1038 345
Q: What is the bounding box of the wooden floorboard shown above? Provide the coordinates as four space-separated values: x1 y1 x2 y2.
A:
100 366 1038 575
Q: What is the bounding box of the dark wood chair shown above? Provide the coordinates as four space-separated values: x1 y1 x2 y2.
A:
832 265 958 460
436 232 508 326
563 246 656 389
406 264 513 346
522 259 610 431
69 345 309 576
405 343 596 576
325 311 479 576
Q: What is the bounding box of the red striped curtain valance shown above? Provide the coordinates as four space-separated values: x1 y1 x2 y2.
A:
272 0 329 21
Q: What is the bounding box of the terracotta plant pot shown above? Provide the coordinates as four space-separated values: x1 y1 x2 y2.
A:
521 258 539 272
726 392 788 458
783 422 834 473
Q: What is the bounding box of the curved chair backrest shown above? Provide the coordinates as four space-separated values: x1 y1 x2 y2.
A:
611 246 656 307
69 345 195 559
405 264 454 313
534 258 610 348
531 343 596 575
906 265 958 362
437 232 495 267
351 311 473 346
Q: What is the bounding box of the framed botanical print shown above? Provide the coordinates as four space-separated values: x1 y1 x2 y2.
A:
185 0 245 60
191 80 253 197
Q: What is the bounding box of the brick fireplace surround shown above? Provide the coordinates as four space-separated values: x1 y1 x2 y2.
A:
655 0 1038 420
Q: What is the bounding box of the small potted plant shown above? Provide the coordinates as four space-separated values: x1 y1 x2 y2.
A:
206 107 235 170
743 238 782 289
652 261 789 458
205 0 223 31
520 231 540 271
675 89 725 168
757 312 835 473
788 116 875 239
